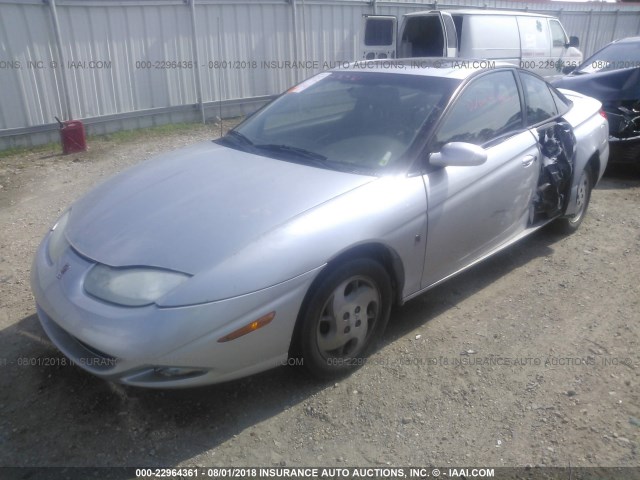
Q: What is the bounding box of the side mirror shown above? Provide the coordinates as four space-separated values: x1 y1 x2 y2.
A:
429 142 488 168
567 36 579 48
562 65 576 75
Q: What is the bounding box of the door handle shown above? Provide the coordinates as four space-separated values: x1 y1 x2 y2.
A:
522 155 536 168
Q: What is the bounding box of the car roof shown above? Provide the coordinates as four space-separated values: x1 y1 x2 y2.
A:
340 58 517 80
404 9 555 19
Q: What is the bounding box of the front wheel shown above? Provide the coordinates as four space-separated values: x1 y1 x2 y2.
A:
553 167 593 234
296 258 392 379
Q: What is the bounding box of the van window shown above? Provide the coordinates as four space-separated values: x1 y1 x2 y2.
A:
365 18 394 46
520 73 558 125
401 16 445 57
433 71 522 149
549 20 567 48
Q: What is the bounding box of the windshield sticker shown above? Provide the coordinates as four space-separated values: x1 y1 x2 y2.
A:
288 72 332 93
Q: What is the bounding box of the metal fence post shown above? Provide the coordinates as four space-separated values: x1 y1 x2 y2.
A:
46 0 73 121
301 0 308 74
189 0 206 124
290 0 300 82
611 9 620 43
583 10 593 58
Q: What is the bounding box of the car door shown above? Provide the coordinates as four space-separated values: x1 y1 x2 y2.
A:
361 15 397 60
397 12 458 58
549 19 569 75
517 16 553 77
421 70 540 289
548 19 582 75
519 71 577 220
441 12 458 57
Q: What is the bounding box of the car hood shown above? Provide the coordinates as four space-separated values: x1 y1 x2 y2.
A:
66 141 374 274
552 66 640 103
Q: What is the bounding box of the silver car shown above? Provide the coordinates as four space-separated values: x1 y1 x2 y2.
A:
31 60 609 388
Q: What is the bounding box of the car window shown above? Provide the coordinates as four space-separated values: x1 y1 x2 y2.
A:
576 41 640 74
261 77 357 133
365 18 394 46
228 71 460 173
433 71 522 149
521 73 558 125
549 20 567 48
549 86 571 116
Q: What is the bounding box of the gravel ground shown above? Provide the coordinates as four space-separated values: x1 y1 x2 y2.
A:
0 124 638 473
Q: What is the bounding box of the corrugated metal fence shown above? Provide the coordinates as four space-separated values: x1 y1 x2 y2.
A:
1 0 639 149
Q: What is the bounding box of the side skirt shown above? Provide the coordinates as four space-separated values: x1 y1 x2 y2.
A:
400 219 554 305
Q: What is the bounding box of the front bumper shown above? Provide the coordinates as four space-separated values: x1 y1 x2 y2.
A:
31 234 320 388
609 135 640 164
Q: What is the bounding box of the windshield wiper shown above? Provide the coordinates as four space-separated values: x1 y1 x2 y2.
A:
225 130 254 145
254 144 327 162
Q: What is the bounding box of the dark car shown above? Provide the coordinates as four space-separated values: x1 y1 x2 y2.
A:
552 37 640 164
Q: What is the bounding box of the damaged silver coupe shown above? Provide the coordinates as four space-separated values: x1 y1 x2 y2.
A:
31 60 608 388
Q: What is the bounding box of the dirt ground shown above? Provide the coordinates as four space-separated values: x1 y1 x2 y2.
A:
0 124 638 474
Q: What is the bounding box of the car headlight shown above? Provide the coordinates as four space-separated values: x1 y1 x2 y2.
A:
47 211 70 263
84 264 191 307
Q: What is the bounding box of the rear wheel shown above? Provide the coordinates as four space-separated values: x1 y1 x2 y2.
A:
296 258 392 379
554 167 593 234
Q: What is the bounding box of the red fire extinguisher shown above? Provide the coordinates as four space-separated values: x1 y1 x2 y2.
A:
55 116 87 154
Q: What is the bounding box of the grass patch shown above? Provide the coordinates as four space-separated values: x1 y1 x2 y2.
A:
94 122 213 143
0 120 241 160
0 142 60 160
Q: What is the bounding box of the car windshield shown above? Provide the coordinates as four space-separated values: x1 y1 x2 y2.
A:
576 41 640 74
219 71 459 174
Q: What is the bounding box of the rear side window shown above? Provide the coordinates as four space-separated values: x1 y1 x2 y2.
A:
520 73 558 125
549 87 571 115
433 71 522 149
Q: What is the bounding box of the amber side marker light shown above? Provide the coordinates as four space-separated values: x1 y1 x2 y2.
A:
217 311 276 343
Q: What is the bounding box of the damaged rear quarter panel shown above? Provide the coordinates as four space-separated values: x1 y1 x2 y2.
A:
558 90 609 216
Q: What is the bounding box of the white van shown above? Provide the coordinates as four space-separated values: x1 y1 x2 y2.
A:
361 10 583 77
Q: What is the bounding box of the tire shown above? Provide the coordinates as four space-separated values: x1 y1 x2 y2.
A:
553 167 593 234
296 258 392 379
